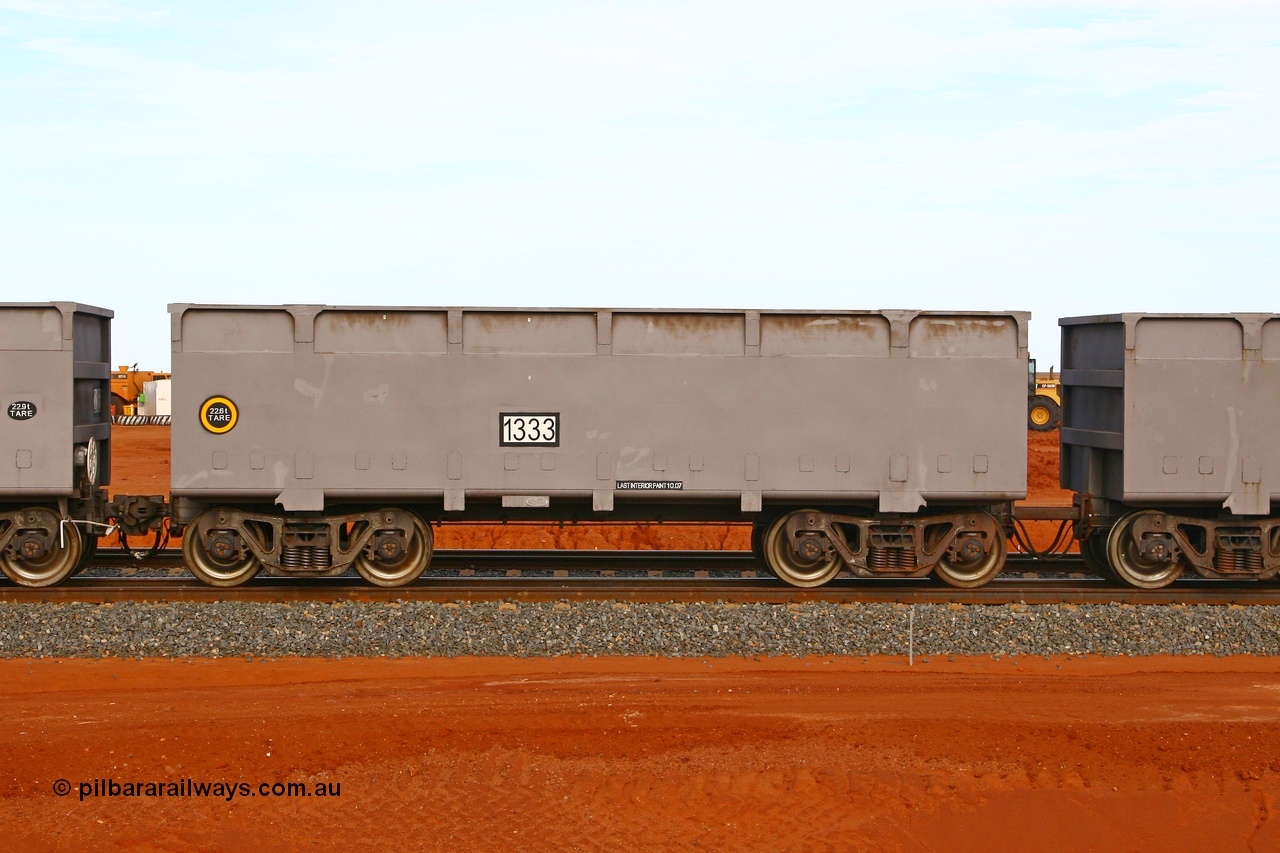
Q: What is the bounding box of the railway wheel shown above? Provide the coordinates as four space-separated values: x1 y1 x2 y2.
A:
72 534 100 576
933 515 1006 589
183 510 262 587
762 511 844 588
0 508 84 587
1028 396 1060 431
1079 532 1110 577
750 522 768 567
354 510 433 588
1106 511 1184 589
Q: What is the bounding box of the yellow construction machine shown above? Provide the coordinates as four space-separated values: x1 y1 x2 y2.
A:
1028 358 1061 431
110 365 171 416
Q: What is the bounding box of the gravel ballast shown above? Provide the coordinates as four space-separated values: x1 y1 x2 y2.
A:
1 601 1279 658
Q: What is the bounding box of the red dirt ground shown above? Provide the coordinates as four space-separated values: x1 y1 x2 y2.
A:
6 427 1267 850
4 656 1280 851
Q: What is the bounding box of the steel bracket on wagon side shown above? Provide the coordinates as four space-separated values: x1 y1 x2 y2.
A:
783 510 1002 578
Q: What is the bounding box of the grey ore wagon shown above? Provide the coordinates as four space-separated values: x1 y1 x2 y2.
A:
0 302 112 586
1061 313 1280 588
170 305 1029 588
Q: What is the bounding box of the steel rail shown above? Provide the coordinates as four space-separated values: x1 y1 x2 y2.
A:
4 574 1278 606
84 548 763 571
78 547 1081 573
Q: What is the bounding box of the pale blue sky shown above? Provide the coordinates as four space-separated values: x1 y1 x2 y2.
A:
2 1 1277 369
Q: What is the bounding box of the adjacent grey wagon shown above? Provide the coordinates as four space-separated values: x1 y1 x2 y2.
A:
169 305 1029 588
0 302 113 586
1061 313 1280 588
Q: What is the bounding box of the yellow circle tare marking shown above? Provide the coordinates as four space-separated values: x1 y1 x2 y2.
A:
200 396 238 434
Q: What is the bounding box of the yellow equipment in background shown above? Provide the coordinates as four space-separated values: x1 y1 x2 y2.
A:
110 365 171 416
1028 358 1061 431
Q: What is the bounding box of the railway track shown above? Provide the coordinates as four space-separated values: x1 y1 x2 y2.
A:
4 549 1278 605
66 547 1083 573
77 547 768 572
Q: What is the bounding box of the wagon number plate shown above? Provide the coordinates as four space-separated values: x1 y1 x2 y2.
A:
500 413 559 447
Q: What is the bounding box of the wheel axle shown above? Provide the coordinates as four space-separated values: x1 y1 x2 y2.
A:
17 534 49 561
